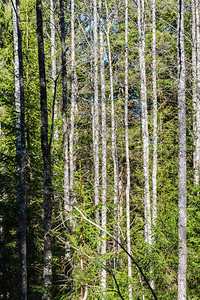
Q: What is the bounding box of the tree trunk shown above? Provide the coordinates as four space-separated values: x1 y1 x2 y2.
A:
152 0 157 228
60 0 70 215
60 0 72 288
125 0 132 298
49 0 58 141
99 0 107 293
12 0 27 298
105 0 120 267
137 0 152 246
50 0 56 96
36 1 52 298
195 0 200 185
177 0 187 299
69 0 75 206
191 0 197 185
93 0 100 226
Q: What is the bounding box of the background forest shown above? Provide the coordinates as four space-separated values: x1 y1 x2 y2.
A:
0 0 200 299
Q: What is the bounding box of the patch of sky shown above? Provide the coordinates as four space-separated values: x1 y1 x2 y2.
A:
131 92 141 118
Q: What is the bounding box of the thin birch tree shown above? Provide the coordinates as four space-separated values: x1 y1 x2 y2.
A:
60 0 70 216
195 0 200 185
60 0 72 287
177 0 187 299
12 0 27 298
50 0 56 98
49 0 58 142
99 0 107 292
69 0 75 204
137 0 152 246
125 0 132 298
191 0 197 185
36 0 52 298
105 0 120 264
152 0 157 227
93 0 100 226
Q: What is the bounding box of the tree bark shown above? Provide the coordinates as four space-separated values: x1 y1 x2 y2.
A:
99 0 107 293
36 1 52 298
105 0 120 267
125 0 132 298
191 0 197 185
152 0 157 228
195 0 200 185
93 0 100 226
69 0 75 207
60 0 70 216
12 0 27 298
50 0 56 96
177 0 187 299
137 0 152 246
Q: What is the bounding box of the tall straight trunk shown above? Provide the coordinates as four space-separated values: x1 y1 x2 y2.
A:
191 0 197 184
60 1 72 283
125 0 132 298
50 0 56 95
36 1 52 299
195 0 200 185
49 0 58 141
105 0 120 262
152 0 157 227
99 0 107 292
60 0 70 215
12 1 27 298
177 0 187 299
137 0 152 246
69 0 75 204
25 0 31 202
93 0 99 225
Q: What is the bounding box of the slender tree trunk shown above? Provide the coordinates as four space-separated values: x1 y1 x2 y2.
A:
191 0 197 185
99 0 107 293
49 0 58 142
60 0 72 286
50 0 56 96
125 1 132 298
93 0 100 226
152 0 157 228
36 1 52 298
60 0 70 215
105 0 120 266
12 1 27 298
69 0 75 205
195 0 200 185
137 0 152 246
25 0 31 202
177 1 187 299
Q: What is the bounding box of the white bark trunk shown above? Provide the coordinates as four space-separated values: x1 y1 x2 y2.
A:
60 0 70 215
13 1 27 298
191 0 197 185
152 0 157 228
50 0 56 94
69 0 75 206
49 0 58 141
137 0 152 246
125 0 132 298
105 0 120 265
99 0 107 293
195 0 200 185
93 0 100 225
177 1 187 299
